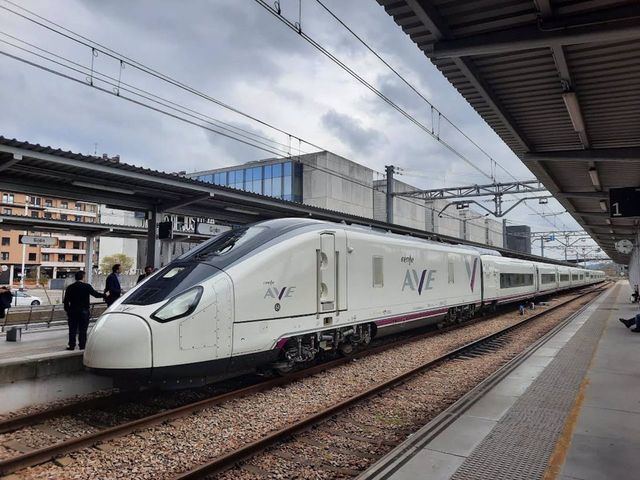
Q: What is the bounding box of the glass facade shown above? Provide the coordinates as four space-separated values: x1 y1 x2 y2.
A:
196 161 302 202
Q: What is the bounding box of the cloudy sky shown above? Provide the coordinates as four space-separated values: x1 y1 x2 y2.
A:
0 0 593 256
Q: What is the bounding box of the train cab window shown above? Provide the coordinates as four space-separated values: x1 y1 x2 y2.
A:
188 226 267 259
447 255 455 284
372 256 384 288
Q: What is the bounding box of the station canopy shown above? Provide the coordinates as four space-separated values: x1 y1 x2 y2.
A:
0 136 577 266
378 0 640 264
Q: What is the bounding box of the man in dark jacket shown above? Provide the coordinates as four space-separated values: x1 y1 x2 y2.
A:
0 286 12 319
63 271 104 350
104 263 122 306
137 265 154 284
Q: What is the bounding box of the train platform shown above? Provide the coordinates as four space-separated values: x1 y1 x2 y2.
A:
360 281 639 480
0 327 111 413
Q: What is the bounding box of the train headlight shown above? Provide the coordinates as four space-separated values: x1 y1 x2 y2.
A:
151 286 203 323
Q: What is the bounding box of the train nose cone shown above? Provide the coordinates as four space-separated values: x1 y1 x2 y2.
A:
84 313 152 371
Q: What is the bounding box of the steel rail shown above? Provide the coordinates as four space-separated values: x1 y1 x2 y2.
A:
0 284 605 476
171 283 609 479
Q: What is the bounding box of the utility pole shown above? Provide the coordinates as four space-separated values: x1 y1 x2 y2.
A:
385 165 394 224
19 196 29 290
541 236 544 257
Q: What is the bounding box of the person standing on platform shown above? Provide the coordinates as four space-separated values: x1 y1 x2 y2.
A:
104 263 122 306
137 265 154 284
63 271 104 350
0 286 12 319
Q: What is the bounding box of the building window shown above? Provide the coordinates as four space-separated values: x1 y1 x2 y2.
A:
1 252 9 260
72 254 80 262
60 214 67 221
372 256 384 287
2 193 14 203
2 208 12 215
31 196 41 206
59 254 66 262
228 169 245 190
45 199 53 207
61 201 68 209
73 241 80 249
271 163 282 197
1 237 9 246
59 240 66 248
42 253 50 261
28 253 37 261
31 211 39 218
44 212 52 219
213 172 227 186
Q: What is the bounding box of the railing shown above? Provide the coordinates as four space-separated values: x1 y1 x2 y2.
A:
1 303 108 332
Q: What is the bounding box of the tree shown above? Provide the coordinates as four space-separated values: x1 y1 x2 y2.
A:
99 253 134 275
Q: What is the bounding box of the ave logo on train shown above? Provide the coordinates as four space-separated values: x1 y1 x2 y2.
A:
401 256 479 295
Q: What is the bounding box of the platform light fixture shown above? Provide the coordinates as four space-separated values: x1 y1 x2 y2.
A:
224 207 260 216
588 167 601 190
72 181 135 195
562 91 586 133
599 200 607 212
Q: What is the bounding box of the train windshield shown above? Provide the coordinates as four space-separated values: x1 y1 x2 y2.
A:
123 262 218 305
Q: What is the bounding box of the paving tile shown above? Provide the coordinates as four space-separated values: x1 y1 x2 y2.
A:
390 449 465 480
464 393 518 422
561 433 640 480
427 415 496 457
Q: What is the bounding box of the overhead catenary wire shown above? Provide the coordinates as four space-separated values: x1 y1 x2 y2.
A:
252 0 493 183
313 0 524 185
253 0 573 232
0 0 324 152
0 31 310 158
0 0 572 235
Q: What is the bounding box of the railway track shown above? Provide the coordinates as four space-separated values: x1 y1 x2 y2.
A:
0 284 607 477
173 283 609 480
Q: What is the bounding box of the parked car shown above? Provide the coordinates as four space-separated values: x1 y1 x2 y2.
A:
12 290 42 306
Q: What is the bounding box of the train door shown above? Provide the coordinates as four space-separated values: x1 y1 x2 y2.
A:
317 231 347 314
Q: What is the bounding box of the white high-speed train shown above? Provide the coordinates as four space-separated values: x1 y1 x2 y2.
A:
84 218 604 386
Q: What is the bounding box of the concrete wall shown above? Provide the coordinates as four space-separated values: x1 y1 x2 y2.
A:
373 179 426 230
301 152 374 219
485 218 504 247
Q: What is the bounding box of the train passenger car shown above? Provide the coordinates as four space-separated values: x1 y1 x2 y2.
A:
557 266 572 290
480 255 537 307
569 267 582 287
85 218 482 383
536 262 558 294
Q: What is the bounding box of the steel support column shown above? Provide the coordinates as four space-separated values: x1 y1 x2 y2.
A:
146 207 161 269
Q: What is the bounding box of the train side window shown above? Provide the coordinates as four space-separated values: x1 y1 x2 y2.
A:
372 256 384 288
447 255 455 284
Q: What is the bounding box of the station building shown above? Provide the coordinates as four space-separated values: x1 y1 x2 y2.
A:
187 151 505 248
0 191 99 284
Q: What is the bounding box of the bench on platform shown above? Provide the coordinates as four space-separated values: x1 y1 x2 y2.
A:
1 303 107 332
